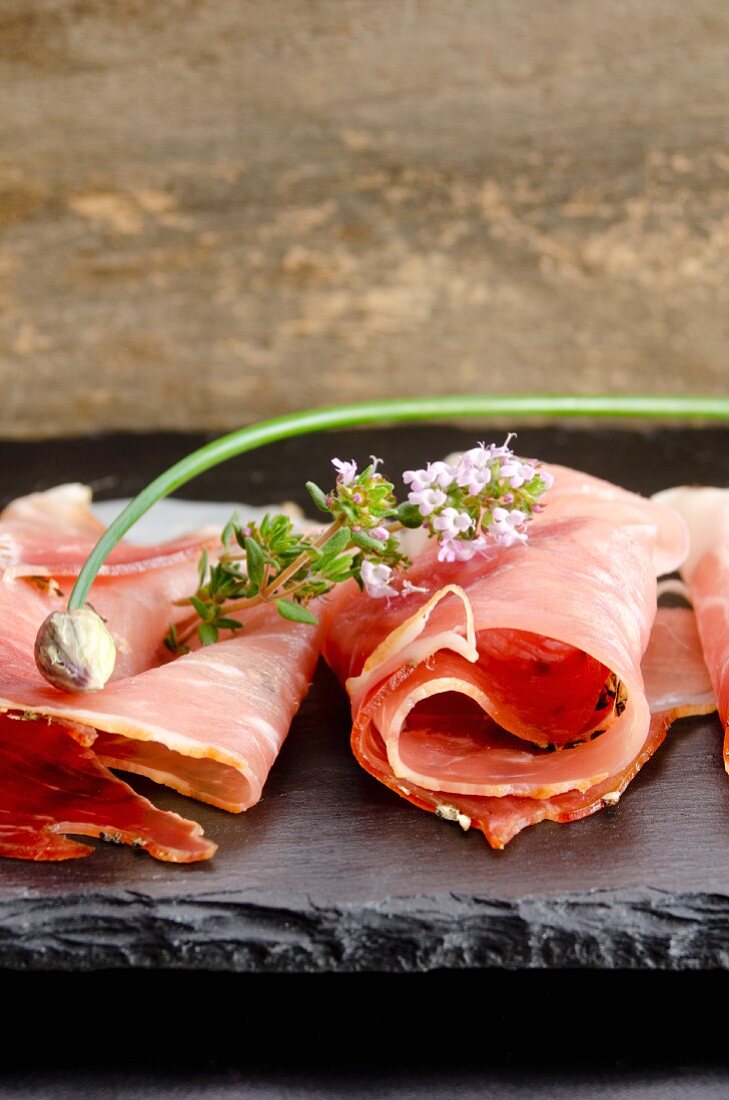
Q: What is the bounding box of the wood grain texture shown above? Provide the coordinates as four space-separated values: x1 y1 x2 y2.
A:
0 1 727 438
0 424 727 972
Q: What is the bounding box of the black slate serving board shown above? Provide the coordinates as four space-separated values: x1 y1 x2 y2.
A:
1 424 727 975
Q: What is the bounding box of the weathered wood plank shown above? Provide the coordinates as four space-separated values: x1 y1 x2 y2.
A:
0 1 727 438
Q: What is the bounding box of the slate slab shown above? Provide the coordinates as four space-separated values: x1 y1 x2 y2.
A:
0 424 726 972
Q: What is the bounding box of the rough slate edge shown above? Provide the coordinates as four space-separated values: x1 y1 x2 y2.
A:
0 426 727 975
3 885 729 973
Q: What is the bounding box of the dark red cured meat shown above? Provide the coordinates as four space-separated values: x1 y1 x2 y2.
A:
0 712 216 862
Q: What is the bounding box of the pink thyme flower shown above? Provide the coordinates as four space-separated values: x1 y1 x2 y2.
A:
437 534 490 563
361 559 398 599
332 458 357 485
436 538 461 563
432 507 474 540
370 526 389 541
425 460 455 488
491 506 528 547
489 433 517 459
455 461 492 496
408 487 447 516
402 468 432 493
499 460 537 490
457 444 492 470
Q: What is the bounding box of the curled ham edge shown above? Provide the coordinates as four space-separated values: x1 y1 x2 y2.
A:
341 591 715 848
347 580 650 800
325 464 718 847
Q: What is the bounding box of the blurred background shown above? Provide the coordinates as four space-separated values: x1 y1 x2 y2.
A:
0 0 726 439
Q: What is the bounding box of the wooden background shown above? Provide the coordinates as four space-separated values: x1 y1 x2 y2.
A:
0 0 727 439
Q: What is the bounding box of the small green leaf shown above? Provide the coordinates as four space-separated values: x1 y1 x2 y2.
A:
190 595 211 620
164 628 189 656
305 481 332 514
244 537 265 590
350 528 386 553
220 560 243 578
197 547 209 588
319 526 351 560
394 501 423 528
221 512 239 548
198 622 219 646
215 616 243 631
275 598 319 625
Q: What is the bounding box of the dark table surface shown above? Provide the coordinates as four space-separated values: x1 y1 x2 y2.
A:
1 424 728 1094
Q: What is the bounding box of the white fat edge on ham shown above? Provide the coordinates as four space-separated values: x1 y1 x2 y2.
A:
345 585 478 714
373 670 645 798
344 577 652 798
372 607 714 801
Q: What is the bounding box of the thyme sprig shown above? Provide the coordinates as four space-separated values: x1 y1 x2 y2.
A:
165 460 409 653
165 442 552 652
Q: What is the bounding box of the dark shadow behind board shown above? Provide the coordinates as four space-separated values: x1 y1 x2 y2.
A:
0 426 727 973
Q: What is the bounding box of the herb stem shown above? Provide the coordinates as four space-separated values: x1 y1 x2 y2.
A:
175 521 345 643
260 520 342 601
67 393 728 611
175 571 329 646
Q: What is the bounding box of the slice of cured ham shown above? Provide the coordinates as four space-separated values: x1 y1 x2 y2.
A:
654 487 729 749
0 486 322 861
323 465 714 846
535 464 689 576
0 484 215 578
0 713 215 862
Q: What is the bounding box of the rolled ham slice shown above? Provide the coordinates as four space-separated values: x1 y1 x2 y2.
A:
324 465 714 846
654 487 729 747
0 486 322 860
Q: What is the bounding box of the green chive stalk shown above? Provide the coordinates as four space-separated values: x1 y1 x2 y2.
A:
66 393 727 613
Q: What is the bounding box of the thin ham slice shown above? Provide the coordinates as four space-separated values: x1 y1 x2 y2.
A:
536 463 689 575
0 484 215 577
323 464 714 846
0 486 322 860
0 712 215 862
654 486 729 748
